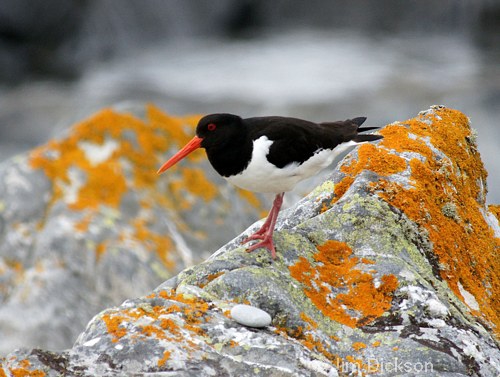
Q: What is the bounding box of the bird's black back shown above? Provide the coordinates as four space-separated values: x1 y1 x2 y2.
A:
245 116 382 169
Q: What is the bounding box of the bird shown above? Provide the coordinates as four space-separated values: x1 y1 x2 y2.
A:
157 114 383 259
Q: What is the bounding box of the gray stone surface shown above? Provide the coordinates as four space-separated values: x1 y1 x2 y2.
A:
0 104 267 355
1 106 499 376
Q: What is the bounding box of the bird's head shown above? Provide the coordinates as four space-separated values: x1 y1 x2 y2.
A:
157 113 243 174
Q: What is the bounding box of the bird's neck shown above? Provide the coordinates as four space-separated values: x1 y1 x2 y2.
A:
205 132 253 178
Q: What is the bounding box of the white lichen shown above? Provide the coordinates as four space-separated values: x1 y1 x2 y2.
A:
457 282 480 311
442 202 460 221
79 139 119 166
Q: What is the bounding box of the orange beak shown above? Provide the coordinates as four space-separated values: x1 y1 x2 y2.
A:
157 136 203 174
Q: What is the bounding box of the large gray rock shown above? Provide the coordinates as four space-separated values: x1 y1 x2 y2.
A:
0 104 267 355
1 106 499 376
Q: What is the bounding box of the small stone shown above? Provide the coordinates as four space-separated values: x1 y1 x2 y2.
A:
230 304 272 328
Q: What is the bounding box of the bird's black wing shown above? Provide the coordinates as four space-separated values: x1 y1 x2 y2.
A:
245 116 363 169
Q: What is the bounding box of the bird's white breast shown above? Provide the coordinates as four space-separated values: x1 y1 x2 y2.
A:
225 136 358 193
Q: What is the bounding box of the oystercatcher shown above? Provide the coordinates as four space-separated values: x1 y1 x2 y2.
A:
157 114 383 259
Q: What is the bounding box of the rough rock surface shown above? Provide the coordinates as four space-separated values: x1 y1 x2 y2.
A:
0 105 267 354
1 106 500 376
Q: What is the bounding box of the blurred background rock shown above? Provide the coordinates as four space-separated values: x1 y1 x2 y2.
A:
0 0 499 201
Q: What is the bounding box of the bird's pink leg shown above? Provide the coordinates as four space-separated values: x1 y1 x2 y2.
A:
242 192 284 259
242 198 280 241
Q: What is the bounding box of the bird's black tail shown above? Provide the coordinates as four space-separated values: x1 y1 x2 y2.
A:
346 117 380 132
350 116 380 133
350 116 383 141
351 117 367 126
358 126 380 132
353 134 383 142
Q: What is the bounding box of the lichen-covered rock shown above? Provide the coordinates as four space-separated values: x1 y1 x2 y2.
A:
1 106 499 376
0 104 266 354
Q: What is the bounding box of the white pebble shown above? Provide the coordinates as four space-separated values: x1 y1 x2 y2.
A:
230 304 272 328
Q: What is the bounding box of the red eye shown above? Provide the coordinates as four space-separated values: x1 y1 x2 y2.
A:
207 123 217 131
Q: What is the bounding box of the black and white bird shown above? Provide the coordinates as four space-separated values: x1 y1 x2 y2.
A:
157 114 383 259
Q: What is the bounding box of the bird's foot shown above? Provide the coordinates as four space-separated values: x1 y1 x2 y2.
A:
245 235 277 259
241 213 275 245
241 230 266 244
241 192 283 260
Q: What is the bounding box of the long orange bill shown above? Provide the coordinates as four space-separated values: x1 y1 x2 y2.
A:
157 136 203 174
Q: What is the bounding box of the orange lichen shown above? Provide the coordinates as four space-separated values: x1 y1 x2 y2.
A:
8 359 45 377
372 340 381 347
367 108 499 336
343 143 408 176
133 218 174 269
102 313 128 342
95 242 107 261
70 162 127 210
299 312 318 329
102 291 210 347
181 168 217 202
328 108 500 336
197 271 225 288
29 105 265 268
157 350 172 367
320 202 329 213
235 188 268 218
289 240 398 328
74 213 93 232
352 342 367 351
489 205 500 224
333 143 407 200
345 355 375 374
276 325 343 367
360 258 376 265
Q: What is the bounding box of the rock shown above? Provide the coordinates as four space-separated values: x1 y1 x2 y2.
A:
0 104 267 354
1 106 499 376
231 304 272 328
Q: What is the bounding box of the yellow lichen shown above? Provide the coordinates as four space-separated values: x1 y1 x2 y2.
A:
289 240 398 328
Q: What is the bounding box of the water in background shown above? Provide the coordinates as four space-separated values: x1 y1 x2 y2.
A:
0 1 499 202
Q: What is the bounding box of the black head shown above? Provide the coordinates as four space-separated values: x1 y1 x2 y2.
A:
196 113 244 149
